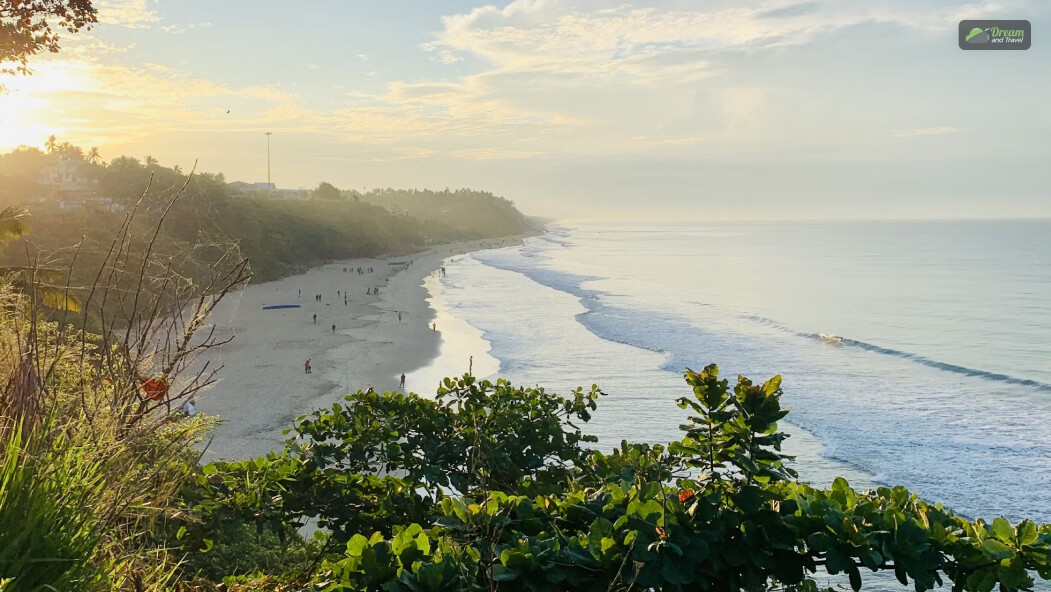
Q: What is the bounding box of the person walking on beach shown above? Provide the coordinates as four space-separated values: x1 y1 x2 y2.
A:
400 373 406 389
313 313 317 324
432 322 437 332
304 359 311 374
398 312 402 322
332 323 336 333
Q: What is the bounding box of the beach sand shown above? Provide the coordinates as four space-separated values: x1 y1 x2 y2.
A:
193 236 527 461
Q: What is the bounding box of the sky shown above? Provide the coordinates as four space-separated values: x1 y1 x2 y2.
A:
0 0 1048 220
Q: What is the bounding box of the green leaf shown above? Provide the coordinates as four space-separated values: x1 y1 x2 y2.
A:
848 566 862 592
826 547 852 574
1017 520 1038 546
980 538 1013 560
347 534 370 556
491 565 518 582
993 517 1016 542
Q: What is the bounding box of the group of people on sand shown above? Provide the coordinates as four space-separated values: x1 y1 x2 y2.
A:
344 266 373 275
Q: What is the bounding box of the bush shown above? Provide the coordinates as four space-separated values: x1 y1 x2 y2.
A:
186 367 1051 592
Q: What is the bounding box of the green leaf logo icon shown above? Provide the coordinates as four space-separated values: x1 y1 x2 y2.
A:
966 27 990 43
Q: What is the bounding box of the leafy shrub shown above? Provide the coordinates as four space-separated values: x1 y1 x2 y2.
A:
187 366 1051 592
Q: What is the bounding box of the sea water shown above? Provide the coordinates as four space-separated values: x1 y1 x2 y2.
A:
415 220 1051 527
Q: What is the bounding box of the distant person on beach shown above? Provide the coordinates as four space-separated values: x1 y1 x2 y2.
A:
366 288 371 295
332 324 336 333
313 313 317 324
304 360 311 374
398 312 402 322
400 373 406 389
298 288 301 297
432 322 436 332
179 397 197 417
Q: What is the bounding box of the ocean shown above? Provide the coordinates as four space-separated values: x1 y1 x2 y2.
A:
411 220 1051 527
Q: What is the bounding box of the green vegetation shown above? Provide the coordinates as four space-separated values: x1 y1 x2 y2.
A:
355 188 531 240
164 369 1051 591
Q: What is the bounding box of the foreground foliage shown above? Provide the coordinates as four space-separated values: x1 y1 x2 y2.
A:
179 368 1051 591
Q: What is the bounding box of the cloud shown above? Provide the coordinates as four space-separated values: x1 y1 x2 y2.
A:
425 0 1018 77
95 0 160 28
0 57 310 149
449 148 541 160
757 2 820 19
6 0 1041 197
892 127 960 138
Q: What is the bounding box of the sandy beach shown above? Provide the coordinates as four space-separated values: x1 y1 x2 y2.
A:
193 235 529 461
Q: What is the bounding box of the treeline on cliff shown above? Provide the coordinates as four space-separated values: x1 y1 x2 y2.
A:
351 187 530 240
0 145 535 289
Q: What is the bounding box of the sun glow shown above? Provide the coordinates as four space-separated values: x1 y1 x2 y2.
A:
0 62 93 151
0 91 59 151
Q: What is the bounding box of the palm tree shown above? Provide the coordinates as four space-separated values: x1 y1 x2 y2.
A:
86 147 101 165
44 135 57 153
144 155 158 167
0 206 28 245
0 207 80 312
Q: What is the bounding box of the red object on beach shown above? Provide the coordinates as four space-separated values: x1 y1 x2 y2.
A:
139 377 169 402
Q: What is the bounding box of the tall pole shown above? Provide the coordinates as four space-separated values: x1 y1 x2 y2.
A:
265 132 272 199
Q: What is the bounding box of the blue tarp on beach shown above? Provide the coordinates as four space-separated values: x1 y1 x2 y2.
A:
261 304 301 310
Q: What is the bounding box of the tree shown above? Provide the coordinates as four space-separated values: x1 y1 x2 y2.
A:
313 181 343 200
144 155 159 167
183 368 1051 591
44 134 57 153
55 142 82 160
0 206 28 245
86 146 101 164
0 0 97 81
0 206 79 311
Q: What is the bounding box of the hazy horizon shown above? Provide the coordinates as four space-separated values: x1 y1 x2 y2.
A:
1 0 1047 220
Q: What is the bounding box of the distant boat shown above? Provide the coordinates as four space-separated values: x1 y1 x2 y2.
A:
262 304 301 310
818 333 843 345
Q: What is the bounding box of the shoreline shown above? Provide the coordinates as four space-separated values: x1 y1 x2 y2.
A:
194 233 534 461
